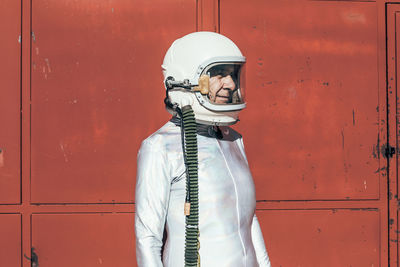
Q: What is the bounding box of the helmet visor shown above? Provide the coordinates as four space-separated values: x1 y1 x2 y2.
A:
202 62 246 105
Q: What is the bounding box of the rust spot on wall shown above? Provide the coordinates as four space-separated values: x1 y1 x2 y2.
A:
0 148 3 168
372 133 380 159
341 128 344 149
374 167 386 174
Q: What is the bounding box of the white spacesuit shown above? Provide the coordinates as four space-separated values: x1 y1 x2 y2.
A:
135 32 271 267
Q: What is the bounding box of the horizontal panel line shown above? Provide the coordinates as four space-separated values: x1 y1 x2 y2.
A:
30 202 134 205
256 198 380 202
0 212 134 215
0 203 134 214
256 207 379 211
309 0 375 2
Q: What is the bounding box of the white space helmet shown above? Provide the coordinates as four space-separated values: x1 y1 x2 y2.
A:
162 31 246 126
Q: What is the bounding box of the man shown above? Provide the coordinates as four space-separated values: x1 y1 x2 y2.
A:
135 31 271 267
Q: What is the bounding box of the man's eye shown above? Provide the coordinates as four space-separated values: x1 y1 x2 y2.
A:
222 72 233 77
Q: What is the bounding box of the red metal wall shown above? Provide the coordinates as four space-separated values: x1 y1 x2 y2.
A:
0 0 396 266
223 1 385 266
387 4 400 266
0 0 21 204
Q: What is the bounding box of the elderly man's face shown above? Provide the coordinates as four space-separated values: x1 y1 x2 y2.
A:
207 65 237 104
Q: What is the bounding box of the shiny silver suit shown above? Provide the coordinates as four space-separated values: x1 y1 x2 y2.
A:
135 120 271 267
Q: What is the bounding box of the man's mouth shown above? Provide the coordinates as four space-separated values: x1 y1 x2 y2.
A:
216 88 231 98
212 87 233 103
216 94 229 98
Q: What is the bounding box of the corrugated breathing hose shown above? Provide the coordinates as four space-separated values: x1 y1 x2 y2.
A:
178 105 200 267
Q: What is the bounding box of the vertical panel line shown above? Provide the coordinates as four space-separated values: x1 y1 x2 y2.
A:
393 6 396 267
19 0 23 206
217 0 220 33
385 3 391 266
396 9 399 267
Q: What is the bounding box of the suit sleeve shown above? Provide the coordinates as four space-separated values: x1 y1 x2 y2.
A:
135 140 171 267
251 213 272 267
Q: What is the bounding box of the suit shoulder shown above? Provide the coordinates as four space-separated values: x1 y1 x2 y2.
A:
140 121 181 151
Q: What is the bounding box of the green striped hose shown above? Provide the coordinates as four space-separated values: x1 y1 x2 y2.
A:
180 105 200 267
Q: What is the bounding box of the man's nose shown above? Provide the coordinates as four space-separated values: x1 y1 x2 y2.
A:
221 75 235 89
